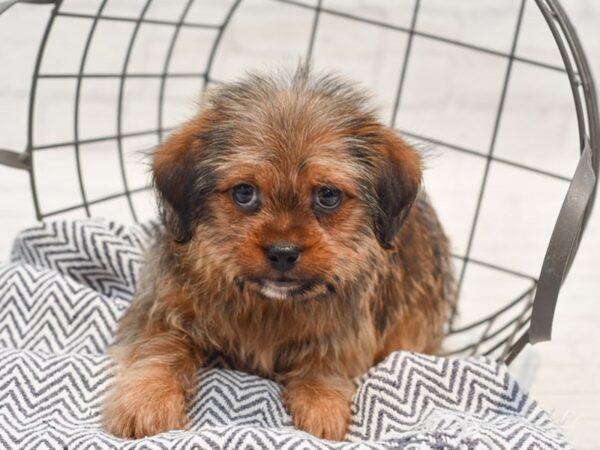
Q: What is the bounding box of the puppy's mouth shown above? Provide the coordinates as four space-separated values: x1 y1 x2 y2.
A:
260 278 311 300
244 277 325 300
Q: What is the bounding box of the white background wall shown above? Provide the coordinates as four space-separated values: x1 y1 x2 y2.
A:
0 1 599 447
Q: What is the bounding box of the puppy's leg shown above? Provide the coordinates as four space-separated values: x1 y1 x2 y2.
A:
282 375 355 441
103 332 200 439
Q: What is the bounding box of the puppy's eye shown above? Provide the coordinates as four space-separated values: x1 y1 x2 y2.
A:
315 186 343 211
232 183 259 211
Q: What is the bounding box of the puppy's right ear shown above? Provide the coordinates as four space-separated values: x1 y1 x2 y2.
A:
369 127 422 249
152 113 216 243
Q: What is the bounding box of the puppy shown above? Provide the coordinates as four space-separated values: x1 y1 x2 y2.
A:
103 65 455 441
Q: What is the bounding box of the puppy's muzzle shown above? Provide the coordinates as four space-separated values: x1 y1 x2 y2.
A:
265 243 300 273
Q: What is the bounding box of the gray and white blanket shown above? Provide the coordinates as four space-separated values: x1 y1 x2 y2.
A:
0 219 570 449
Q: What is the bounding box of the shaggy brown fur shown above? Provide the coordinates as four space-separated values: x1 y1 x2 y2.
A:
103 66 456 441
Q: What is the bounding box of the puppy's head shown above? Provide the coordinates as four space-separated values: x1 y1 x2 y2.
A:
153 66 421 301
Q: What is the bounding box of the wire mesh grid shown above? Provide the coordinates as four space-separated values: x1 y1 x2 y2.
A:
0 0 597 364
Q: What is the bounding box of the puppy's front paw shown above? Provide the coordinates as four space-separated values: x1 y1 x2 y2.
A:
103 367 188 439
283 379 354 441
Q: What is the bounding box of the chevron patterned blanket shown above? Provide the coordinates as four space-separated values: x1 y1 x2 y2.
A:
0 219 570 449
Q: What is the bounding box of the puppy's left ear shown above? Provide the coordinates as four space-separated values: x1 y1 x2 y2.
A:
371 127 422 249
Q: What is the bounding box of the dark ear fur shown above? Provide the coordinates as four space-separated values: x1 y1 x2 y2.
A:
152 114 216 243
372 128 422 249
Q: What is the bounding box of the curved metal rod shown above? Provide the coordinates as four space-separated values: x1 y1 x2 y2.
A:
72 0 109 216
549 0 600 219
0 0 56 16
447 284 535 334
530 143 596 344
304 0 322 66
389 0 420 128
0 148 30 170
538 1 586 155
157 0 195 144
454 0 527 301
202 0 242 90
504 331 529 365
0 0 59 182
25 0 61 220
114 0 155 222
529 0 599 344
0 0 17 16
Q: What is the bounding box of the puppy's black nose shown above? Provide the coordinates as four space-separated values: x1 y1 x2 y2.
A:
265 244 300 272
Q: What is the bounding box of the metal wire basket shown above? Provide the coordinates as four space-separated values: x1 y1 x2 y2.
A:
0 0 597 364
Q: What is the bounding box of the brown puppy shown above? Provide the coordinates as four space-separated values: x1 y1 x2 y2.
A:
103 66 455 441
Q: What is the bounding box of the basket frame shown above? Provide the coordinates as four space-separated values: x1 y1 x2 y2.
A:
0 0 597 364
